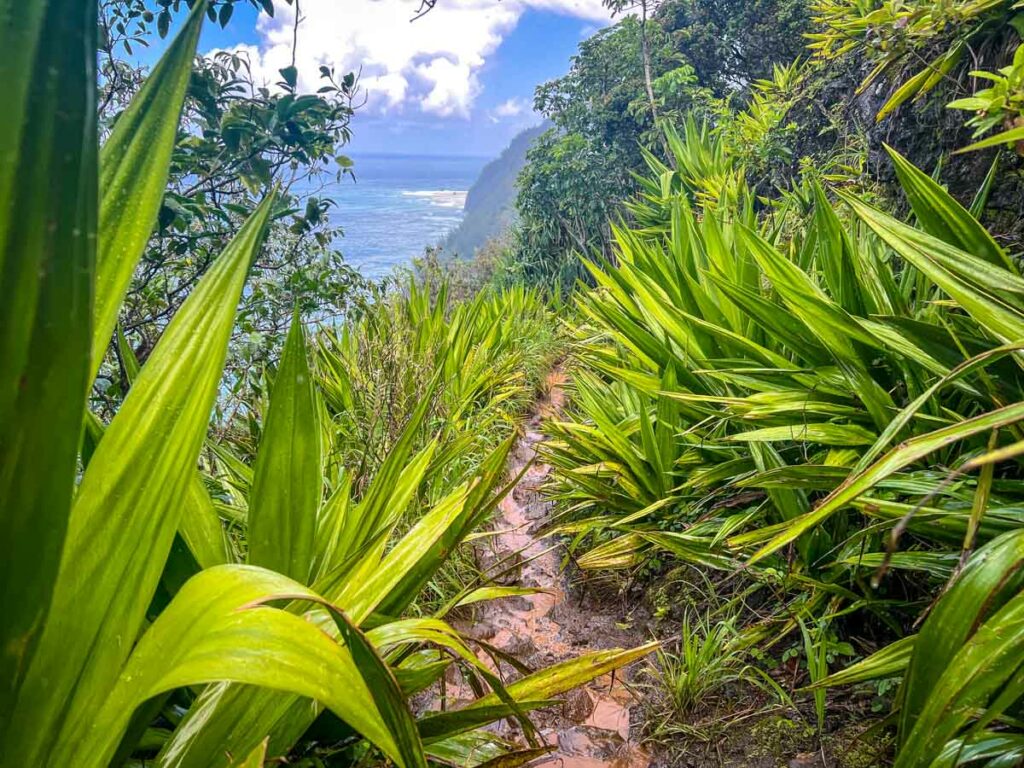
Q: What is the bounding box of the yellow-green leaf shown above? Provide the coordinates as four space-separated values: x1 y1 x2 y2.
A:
92 0 208 377
0 0 96 731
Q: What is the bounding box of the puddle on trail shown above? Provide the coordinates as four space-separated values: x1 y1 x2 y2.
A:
432 371 652 768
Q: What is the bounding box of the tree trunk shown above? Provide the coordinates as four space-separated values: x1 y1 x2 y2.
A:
640 0 658 124
639 0 673 165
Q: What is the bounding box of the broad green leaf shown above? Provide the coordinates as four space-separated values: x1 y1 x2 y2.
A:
725 423 876 446
639 532 737 570
898 531 1024 748
807 635 915 690
3 194 274 767
843 194 1024 345
327 605 428 768
852 342 1024 474
92 0 207 376
248 317 321 583
876 42 962 121
81 565 412 768
955 125 1024 154
100 334 228 569
896 589 1024 768
371 439 515 618
425 732 505 767
739 226 895 429
812 180 863 314
736 464 849 490
930 732 1024 768
0 0 96 729
394 652 452 696
463 643 658 709
839 551 958 577
182 475 230 569
77 410 228 571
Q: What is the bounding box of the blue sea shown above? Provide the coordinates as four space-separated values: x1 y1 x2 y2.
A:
320 153 489 280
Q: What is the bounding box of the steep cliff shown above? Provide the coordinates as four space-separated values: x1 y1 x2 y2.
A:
444 123 549 258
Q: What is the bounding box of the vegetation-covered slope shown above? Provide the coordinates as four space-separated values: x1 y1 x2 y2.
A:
444 123 548 259
502 0 1024 288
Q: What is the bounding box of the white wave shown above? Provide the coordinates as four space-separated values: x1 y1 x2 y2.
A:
401 189 468 209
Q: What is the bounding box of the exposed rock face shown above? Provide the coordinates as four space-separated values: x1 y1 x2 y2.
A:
768 43 1024 251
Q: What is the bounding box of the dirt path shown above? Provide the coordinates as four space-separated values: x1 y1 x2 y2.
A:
455 370 652 768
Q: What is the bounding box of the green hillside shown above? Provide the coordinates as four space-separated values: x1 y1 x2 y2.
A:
443 123 548 258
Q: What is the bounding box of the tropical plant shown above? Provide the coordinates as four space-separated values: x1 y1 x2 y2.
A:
644 612 789 724
543 119 1024 762
315 279 559 490
949 41 1024 152
0 3 650 766
808 0 1024 121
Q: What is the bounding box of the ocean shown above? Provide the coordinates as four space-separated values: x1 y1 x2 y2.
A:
320 153 489 280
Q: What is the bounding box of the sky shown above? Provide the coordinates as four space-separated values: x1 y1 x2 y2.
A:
185 0 615 157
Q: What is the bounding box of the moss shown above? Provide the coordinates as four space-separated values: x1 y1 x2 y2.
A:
825 723 893 768
747 716 817 764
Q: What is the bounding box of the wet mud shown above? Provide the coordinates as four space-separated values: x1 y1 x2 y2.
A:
450 371 652 768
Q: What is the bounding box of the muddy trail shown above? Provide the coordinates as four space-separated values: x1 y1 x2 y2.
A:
426 371 881 768
449 370 653 768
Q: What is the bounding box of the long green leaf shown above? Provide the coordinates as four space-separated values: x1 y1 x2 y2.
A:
92 0 207 376
464 643 658 710
155 443 513 767
807 636 915 690
327 605 428 768
955 125 1024 154
738 402 1024 563
843 194 1024 345
896 589 1024 768
725 423 876 446
0 0 96 730
182 475 230 569
82 565 412 768
885 145 1013 272
248 317 321 583
898 531 1024 748
2 194 274 768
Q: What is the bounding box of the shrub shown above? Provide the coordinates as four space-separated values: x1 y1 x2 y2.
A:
544 120 1024 764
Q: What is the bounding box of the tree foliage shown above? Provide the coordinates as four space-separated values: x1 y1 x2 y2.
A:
510 0 813 284
94 0 369 418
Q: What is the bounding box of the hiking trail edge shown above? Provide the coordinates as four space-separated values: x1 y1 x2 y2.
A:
446 368 653 768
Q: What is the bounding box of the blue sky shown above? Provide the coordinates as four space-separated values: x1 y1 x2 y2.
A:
176 0 612 157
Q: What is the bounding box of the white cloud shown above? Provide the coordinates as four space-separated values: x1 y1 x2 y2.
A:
416 56 481 116
209 0 612 118
492 97 530 119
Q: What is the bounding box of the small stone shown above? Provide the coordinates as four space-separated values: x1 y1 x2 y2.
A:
472 620 498 640
789 753 822 768
503 633 537 657
561 687 594 722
